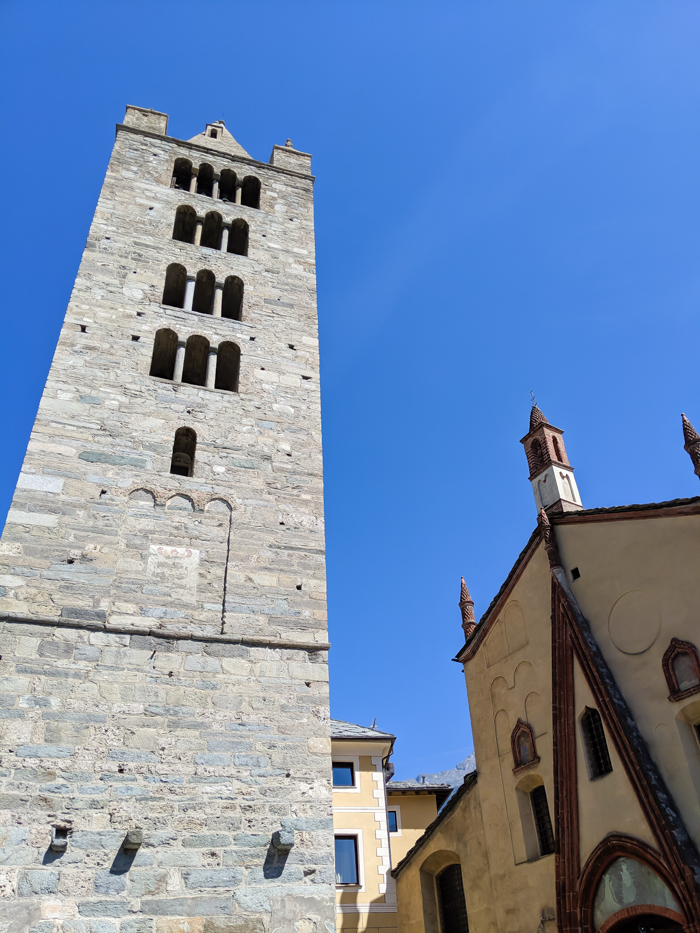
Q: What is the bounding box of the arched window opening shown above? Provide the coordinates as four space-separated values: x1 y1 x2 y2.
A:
530 439 543 470
150 328 178 380
171 158 192 191
662 638 700 700
162 263 187 308
197 163 214 198
201 212 223 250
581 707 613 779
222 276 243 320
436 864 469 933
530 785 554 857
511 719 539 772
228 218 249 256
170 427 196 477
182 335 210 387
552 436 563 462
219 169 237 202
241 175 261 209
192 269 216 315
172 205 197 244
216 342 240 393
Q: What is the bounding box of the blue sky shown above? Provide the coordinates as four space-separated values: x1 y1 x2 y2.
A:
1 1 699 778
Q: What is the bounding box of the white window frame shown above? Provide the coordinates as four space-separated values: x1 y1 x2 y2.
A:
387 805 402 836
332 755 361 794
334 829 365 891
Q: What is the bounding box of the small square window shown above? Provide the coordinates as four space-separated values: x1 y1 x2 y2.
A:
388 810 398 833
210 129 218 139
332 761 355 787
335 836 359 885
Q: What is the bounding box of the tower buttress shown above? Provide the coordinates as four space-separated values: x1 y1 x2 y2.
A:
520 404 583 514
682 413 700 480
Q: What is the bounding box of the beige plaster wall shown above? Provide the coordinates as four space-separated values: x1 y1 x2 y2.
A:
462 543 557 932
386 794 439 866
394 780 496 933
332 741 397 932
557 512 700 846
572 656 657 864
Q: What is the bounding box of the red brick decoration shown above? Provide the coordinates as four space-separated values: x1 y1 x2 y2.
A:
662 638 700 702
511 718 540 773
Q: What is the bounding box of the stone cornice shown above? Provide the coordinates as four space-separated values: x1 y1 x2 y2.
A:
1 613 330 653
115 123 316 182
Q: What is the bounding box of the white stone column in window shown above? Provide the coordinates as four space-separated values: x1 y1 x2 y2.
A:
235 184 242 205
220 224 230 252
213 283 223 318
212 174 220 200
189 169 198 195
194 220 203 247
184 276 196 312
173 341 186 383
206 347 218 389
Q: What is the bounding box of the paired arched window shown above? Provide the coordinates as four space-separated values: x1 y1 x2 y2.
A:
162 265 244 320
201 211 223 250
171 427 196 477
241 175 261 209
162 263 187 308
150 328 240 393
663 638 700 701
171 158 193 191
173 205 197 244
197 163 214 197
219 169 237 202
171 207 249 257
436 864 469 933
149 328 178 380
580 707 613 779
228 218 249 256
169 159 261 208
222 275 243 320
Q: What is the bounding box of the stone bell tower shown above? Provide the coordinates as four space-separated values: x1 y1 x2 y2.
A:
0 106 335 932
520 404 583 514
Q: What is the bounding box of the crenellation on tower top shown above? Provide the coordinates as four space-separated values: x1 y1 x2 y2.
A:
123 104 169 135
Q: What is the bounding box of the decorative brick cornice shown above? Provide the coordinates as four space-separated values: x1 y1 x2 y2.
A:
662 637 700 702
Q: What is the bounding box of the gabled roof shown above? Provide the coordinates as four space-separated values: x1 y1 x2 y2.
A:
386 781 453 808
391 772 478 877
330 719 395 740
188 123 251 160
455 496 700 663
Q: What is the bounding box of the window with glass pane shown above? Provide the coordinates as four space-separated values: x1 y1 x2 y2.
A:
437 863 469 933
388 810 398 833
530 785 555 856
335 836 359 885
332 761 355 787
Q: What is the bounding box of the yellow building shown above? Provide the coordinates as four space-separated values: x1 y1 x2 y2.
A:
331 719 451 933
392 408 700 933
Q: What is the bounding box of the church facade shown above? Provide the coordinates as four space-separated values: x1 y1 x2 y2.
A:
0 108 335 932
393 409 700 933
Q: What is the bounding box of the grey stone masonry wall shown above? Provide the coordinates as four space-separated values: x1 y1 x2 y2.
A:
0 107 334 932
